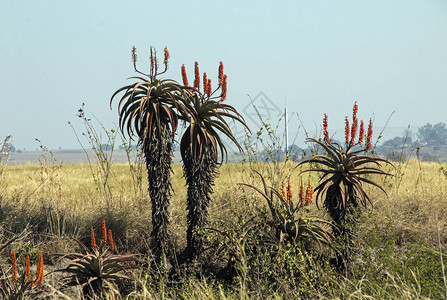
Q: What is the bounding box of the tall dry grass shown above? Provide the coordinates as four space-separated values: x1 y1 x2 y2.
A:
0 157 446 298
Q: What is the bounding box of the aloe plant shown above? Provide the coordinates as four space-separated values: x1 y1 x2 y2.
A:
54 221 140 298
179 62 249 259
240 171 334 254
298 102 393 266
111 46 191 261
0 253 45 299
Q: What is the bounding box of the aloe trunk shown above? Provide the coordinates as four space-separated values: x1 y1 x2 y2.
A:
143 122 173 260
181 134 217 258
325 184 359 267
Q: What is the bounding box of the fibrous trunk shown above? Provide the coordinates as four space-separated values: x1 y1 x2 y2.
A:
182 141 217 259
143 122 173 261
325 183 359 267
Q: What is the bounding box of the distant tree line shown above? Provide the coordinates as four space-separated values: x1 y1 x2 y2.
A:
417 122 447 147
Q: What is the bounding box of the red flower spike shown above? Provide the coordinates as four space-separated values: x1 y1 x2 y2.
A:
299 183 305 206
207 79 212 96
350 102 358 146
181 65 189 87
351 116 358 146
101 220 107 243
163 47 169 65
203 73 208 94
358 120 365 145
90 226 97 249
323 114 329 144
218 62 224 85
108 229 114 251
12 253 17 283
194 62 200 89
281 181 286 200
220 74 227 102
287 179 292 204
366 118 373 151
25 255 30 281
345 117 350 145
305 183 314 206
36 253 43 287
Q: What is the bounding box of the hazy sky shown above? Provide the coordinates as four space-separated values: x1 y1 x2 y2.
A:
1 0 446 150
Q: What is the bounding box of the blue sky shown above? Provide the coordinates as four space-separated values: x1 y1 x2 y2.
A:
1 0 446 150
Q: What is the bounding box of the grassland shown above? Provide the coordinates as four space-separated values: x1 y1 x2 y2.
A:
1 157 447 299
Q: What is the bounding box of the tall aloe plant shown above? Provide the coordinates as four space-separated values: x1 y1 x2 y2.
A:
298 102 393 266
111 47 190 261
179 62 249 259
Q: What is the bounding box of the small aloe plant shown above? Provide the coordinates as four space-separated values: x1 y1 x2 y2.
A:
54 220 140 298
298 102 393 266
240 171 334 254
0 252 45 299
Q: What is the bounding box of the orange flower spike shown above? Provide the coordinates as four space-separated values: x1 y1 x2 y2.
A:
90 226 97 249
36 253 43 287
218 61 224 86
323 114 329 144
299 183 305 206
281 181 286 200
366 118 373 151
101 220 107 243
207 79 212 96
305 183 314 206
25 255 31 281
163 46 169 65
220 74 227 102
350 102 358 146
203 73 208 94
358 120 365 145
108 229 114 251
12 252 18 283
287 179 292 204
181 65 189 87
194 62 200 90
345 117 350 145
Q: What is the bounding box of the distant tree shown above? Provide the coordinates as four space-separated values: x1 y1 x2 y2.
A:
418 123 447 146
100 144 112 151
382 136 412 148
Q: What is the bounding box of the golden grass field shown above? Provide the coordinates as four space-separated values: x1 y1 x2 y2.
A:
1 158 447 298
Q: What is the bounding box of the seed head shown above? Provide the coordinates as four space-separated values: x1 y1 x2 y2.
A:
131 46 137 67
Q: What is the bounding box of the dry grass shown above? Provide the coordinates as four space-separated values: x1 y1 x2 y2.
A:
0 158 446 298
